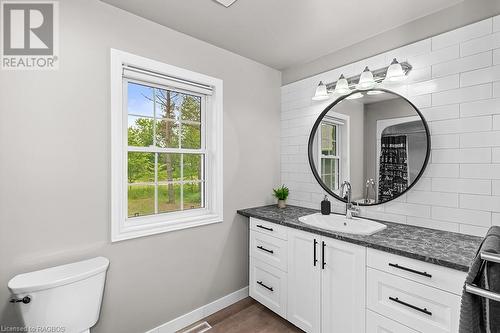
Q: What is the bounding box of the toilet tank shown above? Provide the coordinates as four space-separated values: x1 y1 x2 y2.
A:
8 257 109 333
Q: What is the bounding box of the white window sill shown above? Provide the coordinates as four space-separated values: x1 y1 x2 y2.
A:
112 210 223 242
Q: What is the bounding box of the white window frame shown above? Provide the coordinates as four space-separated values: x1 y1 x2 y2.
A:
110 49 223 242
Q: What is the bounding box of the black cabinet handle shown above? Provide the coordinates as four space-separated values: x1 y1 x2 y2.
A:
257 281 273 292
389 263 432 278
389 297 432 316
313 239 318 266
322 241 326 269
257 245 274 254
256 224 273 232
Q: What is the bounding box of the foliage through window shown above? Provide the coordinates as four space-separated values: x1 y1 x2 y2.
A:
126 82 205 218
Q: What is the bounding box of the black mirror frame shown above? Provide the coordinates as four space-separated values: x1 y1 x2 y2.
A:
307 88 431 206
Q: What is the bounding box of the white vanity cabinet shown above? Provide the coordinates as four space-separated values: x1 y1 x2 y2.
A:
248 217 467 333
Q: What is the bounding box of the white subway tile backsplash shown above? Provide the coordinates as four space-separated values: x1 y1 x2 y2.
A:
281 17 500 236
432 206 491 226
432 148 491 164
460 131 500 148
493 148 500 163
424 164 459 178
495 81 500 98
460 164 500 179
493 213 500 226
494 15 500 32
432 19 492 50
432 52 492 78
408 45 459 70
493 180 500 196
460 194 500 212
431 134 460 149
432 84 492 106
459 224 489 237
460 98 500 117
385 39 432 62
406 216 459 232
407 191 458 207
420 104 459 121
494 115 500 130
494 49 500 65
430 116 492 135
460 32 500 57
408 75 459 96
460 65 500 87
385 202 431 218
432 178 492 195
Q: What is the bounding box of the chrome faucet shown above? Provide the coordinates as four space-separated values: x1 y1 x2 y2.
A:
340 181 359 219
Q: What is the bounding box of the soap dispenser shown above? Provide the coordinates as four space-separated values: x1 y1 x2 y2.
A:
321 195 331 215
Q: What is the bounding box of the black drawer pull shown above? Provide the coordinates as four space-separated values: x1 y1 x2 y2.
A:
257 245 274 254
389 263 432 278
256 224 273 232
257 281 273 292
389 296 432 316
313 239 318 266
322 241 326 269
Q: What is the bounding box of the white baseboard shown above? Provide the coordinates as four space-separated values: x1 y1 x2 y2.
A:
145 286 249 333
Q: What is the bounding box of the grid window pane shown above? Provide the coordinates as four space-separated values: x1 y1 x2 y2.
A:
128 152 155 183
128 83 154 117
156 119 180 148
180 95 201 122
128 185 155 217
158 184 182 213
128 116 154 147
158 153 181 182
183 154 202 181
181 123 201 149
184 182 203 210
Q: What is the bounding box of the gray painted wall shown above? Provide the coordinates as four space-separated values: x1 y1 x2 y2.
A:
0 1 281 332
282 0 500 85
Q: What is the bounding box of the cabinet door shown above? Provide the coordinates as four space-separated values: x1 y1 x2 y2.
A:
287 229 321 333
321 237 366 333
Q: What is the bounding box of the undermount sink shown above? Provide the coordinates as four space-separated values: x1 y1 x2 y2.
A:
298 213 387 236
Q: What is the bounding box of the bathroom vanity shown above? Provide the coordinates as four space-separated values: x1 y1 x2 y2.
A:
237 205 482 333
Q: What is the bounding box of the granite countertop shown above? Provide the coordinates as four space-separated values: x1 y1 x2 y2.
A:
237 205 483 272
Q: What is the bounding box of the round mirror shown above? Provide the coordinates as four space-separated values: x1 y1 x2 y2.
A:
308 88 430 205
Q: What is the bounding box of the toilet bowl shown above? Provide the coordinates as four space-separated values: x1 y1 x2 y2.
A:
8 257 109 333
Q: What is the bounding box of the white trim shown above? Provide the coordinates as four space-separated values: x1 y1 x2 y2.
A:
110 49 224 242
144 286 249 333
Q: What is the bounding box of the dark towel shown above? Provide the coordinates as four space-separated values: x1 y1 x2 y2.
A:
459 226 500 333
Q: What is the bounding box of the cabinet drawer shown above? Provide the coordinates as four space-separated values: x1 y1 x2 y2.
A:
367 268 461 333
367 248 466 295
250 217 287 240
249 257 287 318
366 310 419 333
250 230 287 271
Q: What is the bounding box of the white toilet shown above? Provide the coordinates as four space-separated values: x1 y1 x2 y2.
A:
8 257 109 333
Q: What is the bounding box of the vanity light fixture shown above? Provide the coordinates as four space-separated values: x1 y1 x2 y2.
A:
357 67 376 90
312 81 330 101
385 58 406 82
311 61 412 101
334 74 350 95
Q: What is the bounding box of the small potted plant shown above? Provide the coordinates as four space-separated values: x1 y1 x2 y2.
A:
273 185 289 209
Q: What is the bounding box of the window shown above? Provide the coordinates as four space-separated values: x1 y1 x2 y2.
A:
319 120 341 190
111 49 223 242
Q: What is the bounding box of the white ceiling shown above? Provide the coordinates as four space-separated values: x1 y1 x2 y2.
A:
101 0 463 70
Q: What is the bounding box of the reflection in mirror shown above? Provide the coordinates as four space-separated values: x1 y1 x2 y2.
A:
309 89 429 205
